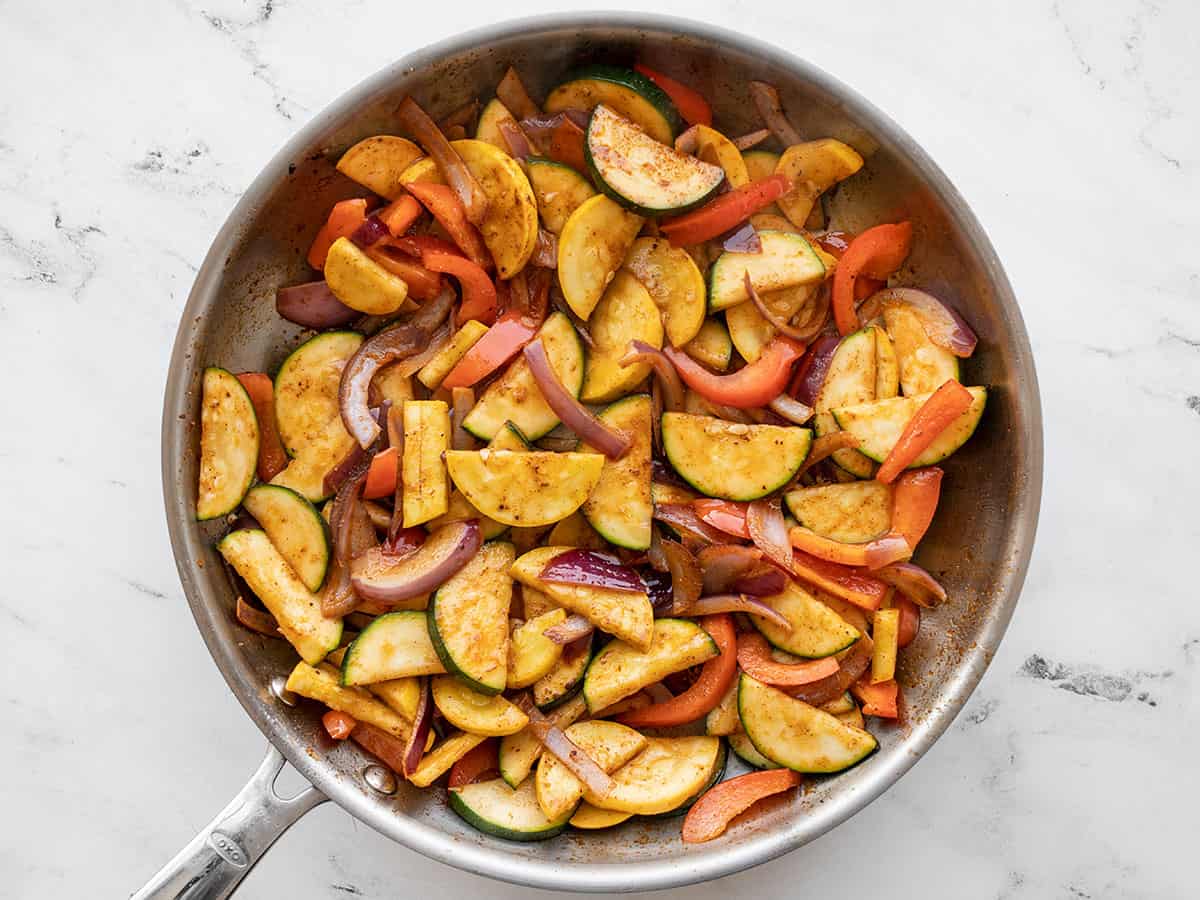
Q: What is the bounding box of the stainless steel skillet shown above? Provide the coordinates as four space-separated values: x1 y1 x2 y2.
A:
145 12 1042 897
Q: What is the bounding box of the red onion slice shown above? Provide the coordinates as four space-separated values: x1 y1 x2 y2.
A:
862 534 913 570
397 96 489 226
733 567 788 597
746 498 794 573
790 333 839 407
675 594 793 631
387 323 452 378
276 281 359 329
723 223 761 254
350 520 481 603
543 614 595 644
640 566 674 615
746 273 821 343
531 228 558 268
402 678 432 777
235 596 280 637
748 81 803 146
768 394 814 425
659 539 702 613
874 288 978 358
523 339 631 459
497 117 533 159
450 386 475 451
350 214 392 250
339 288 455 448
732 128 771 151
787 635 873 706
515 695 614 798
698 544 764 594
621 340 685 412
497 67 541 121
653 503 731 547
873 562 948 608
540 550 646 594
674 124 700 154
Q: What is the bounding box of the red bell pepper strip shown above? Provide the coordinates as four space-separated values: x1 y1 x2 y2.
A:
440 311 538 389
664 336 803 409
322 710 357 741
682 768 803 843
895 595 920 649
423 250 498 325
736 633 840 687
378 194 423 236
235 373 288 482
634 63 713 127
851 677 900 718
448 738 499 788
617 615 736 728
693 500 750 539
307 198 370 270
403 181 492 269
890 467 943 547
791 549 889 611
365 249 446 301
362 446 398 500
831 222 913 335
549 117 588 173
876 380 973 484
660 175 791 247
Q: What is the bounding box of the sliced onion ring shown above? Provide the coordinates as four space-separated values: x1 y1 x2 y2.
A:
236 596 280 637
523 339 630 458
450 386 475 451
869 288 977 358
621 340 685 412
531 228 558 268
746 272 820 342
397 96 488 226
732 128 771 151
675 593 793 631
698 545 764 594
543 614 595 644
350 520 481 603
276 281 359 329
660 539 702 613
387 322 452 378
862 534 913 570
768 393 813 425
674 124 700 154
723 223 761 253
733 567 788 596
748 81 804 146
873 561 948 607
497 67 541 121
746 498 793 573
497 117 533 159
788 635 873 706
515 695 614 798
540 549 645 594
402 678 432 777
653 503 732 547
790 332 839 407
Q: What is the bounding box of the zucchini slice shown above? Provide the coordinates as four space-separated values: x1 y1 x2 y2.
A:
728 732 777 769
508 609 566 689
533 635 593 710
751 580 860 659
474 97 514 151
742 150 783 214
336 135 424 200
586 105 723 216
241 484 329 592
695 125 750 187
738 674 877 773
341 611 445 685
582 618 718 712
661 412 812 501
401 400 451 527
583 736 723 816
409 731 488 788
815 328 879 478
445 450 604 528
462 312 585 440
325 237 410 315
510 547 654 651
535 721 647 820
683 317 733 371
545 65 680 144
450 777 572 842
218 530 341 664
579 271 664 404
726 282 819 363
872 324 900 399
704 681 740 737
426 490 508 541
646 741 727 819
488 420 533 451
832 387 987 466
784 481 893 544
570 803 634 829
498 694 588 789
707 232 826 312
285 662 412 740
416 319 489 390
882 303 961 396
431 675 528 736
621 236 706 347
196 368 258 521
400 139 537 278
558 194 644 321
527 157 596 235
545 512 606 551
428 541 514 694
774 139 864 229
579 395 653 550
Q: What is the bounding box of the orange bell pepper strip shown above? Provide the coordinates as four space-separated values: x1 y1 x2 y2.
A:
831 222 913 335
790 550 889 611
664 336 804 409
378 194 423 237
890 467 943 547
322 710 357 741
426 251 498 325
403 181 492 269
682 768 803 843
693 500 750 539
876 380 973 484
736 633 840 687
851 677 900 718
660 175 792 247
362 446 398 500
440 311 538 389
365 248 445 301
307 198 370 270
895 595 920 649
617 615 737 728
788 527 911 570
448 738 499 789
235 373 288 482
633 63 713 127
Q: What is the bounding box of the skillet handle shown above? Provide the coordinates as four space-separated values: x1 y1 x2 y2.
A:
131 744 326 900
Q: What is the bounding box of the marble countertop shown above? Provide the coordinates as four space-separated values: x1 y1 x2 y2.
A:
3 1 1196 897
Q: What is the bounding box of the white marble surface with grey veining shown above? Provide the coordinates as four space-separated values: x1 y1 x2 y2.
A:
2 1 1197 898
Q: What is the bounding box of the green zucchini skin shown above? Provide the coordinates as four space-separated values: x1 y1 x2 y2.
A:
644 740 728 819
448 778 573 842
547 65 681 140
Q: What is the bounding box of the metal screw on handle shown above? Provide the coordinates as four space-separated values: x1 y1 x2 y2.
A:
130 744 326 900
